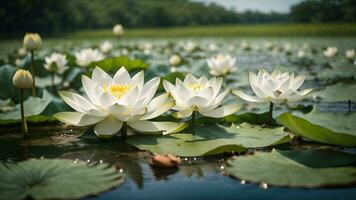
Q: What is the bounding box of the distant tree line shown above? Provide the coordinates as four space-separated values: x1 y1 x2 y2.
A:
0 0 355 37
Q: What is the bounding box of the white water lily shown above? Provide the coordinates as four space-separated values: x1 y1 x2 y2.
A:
184 41 197 53
207 54 236 76
75 48 105 67
233 69 312 105
345 49 355 60
113 24 124 36
208 43 218 51
323 47 338 58
297 50 305 58
240 41 250 50
54 67 186 138
163 74 240 119
44 52 68 74
100 41 113 54
23 33 42 51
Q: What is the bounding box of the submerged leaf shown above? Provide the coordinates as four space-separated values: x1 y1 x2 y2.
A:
0 159 124 200
226 149 356 188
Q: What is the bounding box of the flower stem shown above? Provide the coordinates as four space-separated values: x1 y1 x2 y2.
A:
121 121 127 139
268 102 274 126
51 71 55 94
190 111 196 134
30 50 36 96
20 88 28 136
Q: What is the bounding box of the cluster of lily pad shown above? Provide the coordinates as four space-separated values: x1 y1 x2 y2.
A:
0 24 356 198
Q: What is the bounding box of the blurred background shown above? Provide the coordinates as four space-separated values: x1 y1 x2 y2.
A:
1 0 356 38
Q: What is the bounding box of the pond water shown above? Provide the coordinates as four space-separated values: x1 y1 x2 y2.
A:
1 37 356 199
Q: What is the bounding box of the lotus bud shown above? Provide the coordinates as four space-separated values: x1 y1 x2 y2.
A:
113 24 124 36
169 54 181 66
23 33 42 51
12 70 33 89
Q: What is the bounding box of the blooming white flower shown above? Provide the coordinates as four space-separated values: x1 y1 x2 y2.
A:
240 41 250 50
44 52 68 74
100 41 113 54
54 67 186 138
284 43 292 52
345 49 355 60
207 54 236 76
169 54 181 66
323 47 338 58
264 42 274 49
208 43 218 51
113 24 124 36
297 50 305 58
184 41 197 53
23 33 42 51
163 74 240 119
75 48 105 67
233 69 312 104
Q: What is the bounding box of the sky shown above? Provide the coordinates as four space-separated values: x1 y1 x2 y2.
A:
193 0 305 13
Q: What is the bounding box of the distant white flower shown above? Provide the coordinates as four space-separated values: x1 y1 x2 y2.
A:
113 24 124 36
240 41 250 50
184 41 197 52
54 67 186 138
284 43 292 52
323 47 338 58
264 42 274 49
169 54 182 66
207 54 236 76
163 74 240 118
302 43 310 50
170 66 177 73
233 69 312 104
18 48 27 56
345 49 355 60
100 41 113 54
208 43 218 51
44 52 68 74
297 50 305 59
75 48 105 67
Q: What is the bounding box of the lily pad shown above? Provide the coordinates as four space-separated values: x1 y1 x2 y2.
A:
0 159 123 200
226 149 356 188
127 123 291 157
89 56 148 73
312 83 356 102
277 110 356 147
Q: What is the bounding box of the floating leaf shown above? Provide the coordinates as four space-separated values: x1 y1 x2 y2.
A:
277 110 356 147
127 123 291 157
226 149 356 188
0 159 123 200
89 56 148 73
312 83 356 102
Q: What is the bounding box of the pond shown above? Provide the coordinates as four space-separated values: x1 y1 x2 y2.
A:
0 37 356 200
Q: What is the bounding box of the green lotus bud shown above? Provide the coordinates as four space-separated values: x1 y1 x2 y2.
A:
12 69 33 89
23 33 42 51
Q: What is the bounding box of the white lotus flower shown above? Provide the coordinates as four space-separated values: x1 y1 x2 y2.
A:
207 54 236 76
184 41 197 52
169 54 181 66
23 33 42 51
323 47 338 58
44 52 68 74
113 24 124 36
284 43 292 52
75 48 105 67
208 43 218 51
240 41 250 50
54 67 186 138
297 50 305 58
233 69 312 104
163 74 240 119
100 41 113 54
345 49 355 59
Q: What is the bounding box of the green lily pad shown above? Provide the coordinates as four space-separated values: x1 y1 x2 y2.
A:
277 110 356 147
89 56 148 73
312 83 356 102
0 159 123 200
226 149 356 188
127 123 291 157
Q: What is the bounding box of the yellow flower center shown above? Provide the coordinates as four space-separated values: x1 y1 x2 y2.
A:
186 83 205 92
103 84 132 99
217 55 225 61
